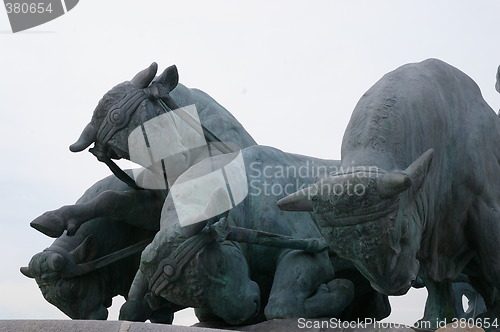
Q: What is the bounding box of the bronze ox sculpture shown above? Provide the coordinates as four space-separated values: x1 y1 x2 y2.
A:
279 58 500 329
138 144 394 324
21 63 256 321
22 63 388 324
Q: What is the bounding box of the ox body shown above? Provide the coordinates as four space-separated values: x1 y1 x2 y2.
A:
140 144 390 324
279 59 500 326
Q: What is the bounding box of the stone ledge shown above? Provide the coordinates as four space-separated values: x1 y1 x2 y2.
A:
3 320 486 332
0 320 224 332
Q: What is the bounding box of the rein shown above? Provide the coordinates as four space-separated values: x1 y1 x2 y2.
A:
48 238 153 279
89 145 143 190
73 238 153 277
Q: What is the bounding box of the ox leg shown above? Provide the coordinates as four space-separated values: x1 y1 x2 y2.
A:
120 270 157 322
31 189 165 237
264 250 354 319
452 281 487 319
418 275 486 329
469 200 500 329
418 279 456 329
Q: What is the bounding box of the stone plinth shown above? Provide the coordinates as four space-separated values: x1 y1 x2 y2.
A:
0 320 223 332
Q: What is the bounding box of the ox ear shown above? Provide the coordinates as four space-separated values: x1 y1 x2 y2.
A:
71 235 98 263
131 62 158 88
156 65 179 93
402 149 434 194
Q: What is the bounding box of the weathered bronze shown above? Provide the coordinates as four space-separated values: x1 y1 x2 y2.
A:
139 145 366 324
279 59 499 329
24 60 493 328
22 63 256 321
23 64 384 325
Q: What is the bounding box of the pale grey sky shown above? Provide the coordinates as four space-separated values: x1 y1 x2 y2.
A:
1 0 498 326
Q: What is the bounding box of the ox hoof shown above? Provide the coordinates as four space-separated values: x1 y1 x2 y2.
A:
119 300 152 322
30 212 65 238
305 279 355 317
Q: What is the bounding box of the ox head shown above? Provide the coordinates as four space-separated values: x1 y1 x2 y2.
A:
278 149 434 296
20 235 110 319
141 228 260 325
69 63 179 163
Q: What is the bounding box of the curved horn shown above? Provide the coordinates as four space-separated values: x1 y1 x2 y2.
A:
48 253 65 272
131 62 158 88
20 266 35 278
495 65 500 93
376 173 412 198
69 123 97 152
277 185 317 211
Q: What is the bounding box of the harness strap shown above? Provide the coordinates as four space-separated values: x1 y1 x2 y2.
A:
149 233 214 295
97 90 149 145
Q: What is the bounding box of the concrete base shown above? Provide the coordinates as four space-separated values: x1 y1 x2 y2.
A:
3 320 485 332
0 320 224 332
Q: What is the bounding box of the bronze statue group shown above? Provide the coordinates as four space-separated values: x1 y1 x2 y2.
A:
22 60 500 330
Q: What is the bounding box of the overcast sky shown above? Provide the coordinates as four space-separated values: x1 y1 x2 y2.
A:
1 0 499 327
